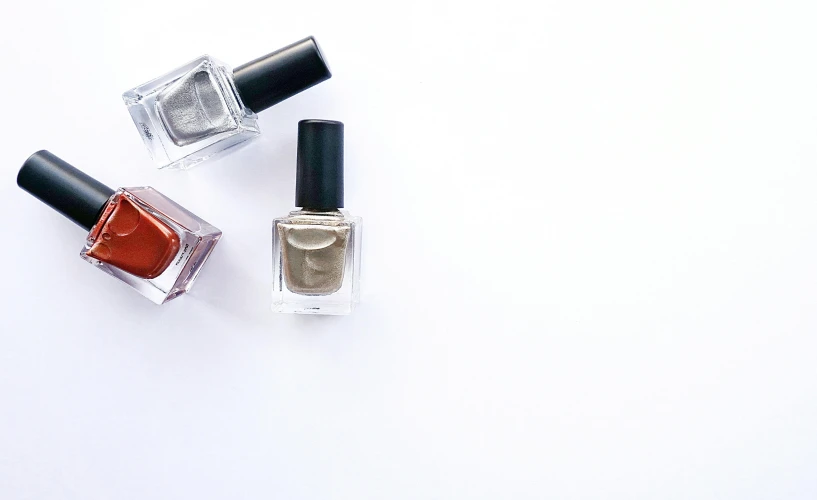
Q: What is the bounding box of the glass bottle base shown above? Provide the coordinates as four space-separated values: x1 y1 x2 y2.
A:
271 300 355 316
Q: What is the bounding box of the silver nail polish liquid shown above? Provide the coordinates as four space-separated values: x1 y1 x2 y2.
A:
272 120 362 315
123 37 331 170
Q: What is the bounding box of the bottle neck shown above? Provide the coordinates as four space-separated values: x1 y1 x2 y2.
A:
293 208 344 217
300 207 340 212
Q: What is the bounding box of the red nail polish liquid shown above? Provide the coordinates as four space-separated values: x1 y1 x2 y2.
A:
17 151 222 304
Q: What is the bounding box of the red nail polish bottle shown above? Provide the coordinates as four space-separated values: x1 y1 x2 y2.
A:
17 151 222 304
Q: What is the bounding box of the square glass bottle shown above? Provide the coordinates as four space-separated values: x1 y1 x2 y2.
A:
17 151 222 304
273 209 362 314
272 120 362 315
122 37 331 170
123 55 260 170
81 187 222 304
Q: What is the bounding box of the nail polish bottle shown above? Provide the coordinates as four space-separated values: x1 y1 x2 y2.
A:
17 151 222 304
123 36 332 170
272 120 362 315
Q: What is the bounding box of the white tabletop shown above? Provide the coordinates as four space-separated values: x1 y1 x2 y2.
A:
2 1 817 498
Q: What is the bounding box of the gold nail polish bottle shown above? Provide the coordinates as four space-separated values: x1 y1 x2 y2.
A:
272 120 362 315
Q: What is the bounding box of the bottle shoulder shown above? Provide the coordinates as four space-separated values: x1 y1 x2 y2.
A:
274 209 361 226
119 186 154 195
172 54 232 74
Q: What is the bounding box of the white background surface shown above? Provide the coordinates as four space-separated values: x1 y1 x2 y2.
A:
1 1 817 498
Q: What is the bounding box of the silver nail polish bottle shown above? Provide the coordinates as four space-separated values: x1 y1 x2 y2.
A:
272 120 362 315
123 37 331 170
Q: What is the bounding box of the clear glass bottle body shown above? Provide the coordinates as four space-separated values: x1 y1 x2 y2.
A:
272 210 362 315
123 55 260 170
80 187 222 304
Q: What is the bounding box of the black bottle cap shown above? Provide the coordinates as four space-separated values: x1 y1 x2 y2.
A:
17 150 115 231
233 36 332 114
296 120 344 210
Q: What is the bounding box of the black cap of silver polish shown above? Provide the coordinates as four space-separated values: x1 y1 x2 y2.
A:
17 150 115 231
296 119 344 210
233 36 332 114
